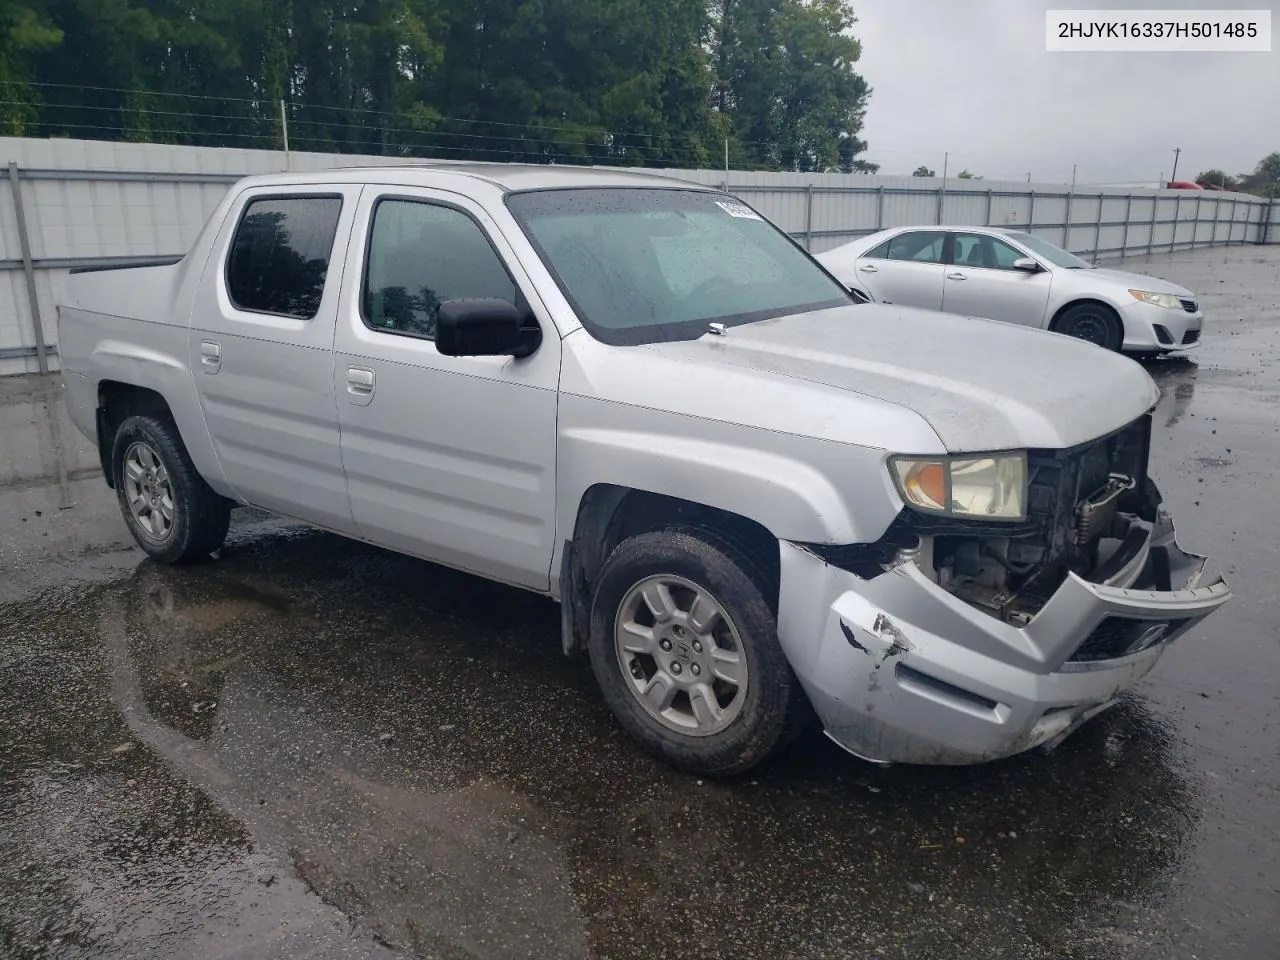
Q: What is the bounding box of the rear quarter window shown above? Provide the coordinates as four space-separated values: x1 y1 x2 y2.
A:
226 195 343 319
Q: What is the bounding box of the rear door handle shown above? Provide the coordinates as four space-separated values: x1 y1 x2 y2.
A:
199 340 221 374
947 272 968 280
346 366 375 406
858 264 878 273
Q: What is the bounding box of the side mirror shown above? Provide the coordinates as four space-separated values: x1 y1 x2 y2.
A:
1012 257 1041 273
436 298 541 358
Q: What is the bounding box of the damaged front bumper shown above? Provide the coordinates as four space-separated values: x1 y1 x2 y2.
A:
776 510 1230 765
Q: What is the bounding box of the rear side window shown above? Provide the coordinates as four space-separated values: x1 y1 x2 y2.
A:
362 199 517 341
886 230 945 263
226 195 342 319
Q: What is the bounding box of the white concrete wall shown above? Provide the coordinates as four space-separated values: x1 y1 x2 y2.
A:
0 136 1275 374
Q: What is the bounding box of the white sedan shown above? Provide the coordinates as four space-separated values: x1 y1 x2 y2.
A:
815 225 1204 354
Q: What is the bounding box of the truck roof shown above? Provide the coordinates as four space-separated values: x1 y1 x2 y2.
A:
232 162 712 193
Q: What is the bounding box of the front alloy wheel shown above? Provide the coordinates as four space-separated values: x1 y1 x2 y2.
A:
614 574 748 736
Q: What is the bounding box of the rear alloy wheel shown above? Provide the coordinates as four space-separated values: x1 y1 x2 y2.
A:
587 527 807 776
1054 302 1123 351
112 414 231 564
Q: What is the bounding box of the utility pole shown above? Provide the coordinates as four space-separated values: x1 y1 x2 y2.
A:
1026 172 1031 183
941 151 949 180
1170 146 1181 184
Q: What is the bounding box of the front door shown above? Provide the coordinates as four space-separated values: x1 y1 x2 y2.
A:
332 187 561 591
190 185 362 535
942 232 1054 327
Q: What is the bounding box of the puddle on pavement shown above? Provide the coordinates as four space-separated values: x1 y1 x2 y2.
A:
0 532 1205 959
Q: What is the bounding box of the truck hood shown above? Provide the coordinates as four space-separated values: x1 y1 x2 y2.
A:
637 304 1159 452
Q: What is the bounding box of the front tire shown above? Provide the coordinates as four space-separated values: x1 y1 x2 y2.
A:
1053 302 1123 351
111 414 230 564
587 527 807 776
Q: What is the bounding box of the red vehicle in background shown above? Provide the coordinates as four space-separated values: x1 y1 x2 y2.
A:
1167 180 1205 190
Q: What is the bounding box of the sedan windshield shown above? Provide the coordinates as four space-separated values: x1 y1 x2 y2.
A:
506 188 850 344
1002 231 1093 269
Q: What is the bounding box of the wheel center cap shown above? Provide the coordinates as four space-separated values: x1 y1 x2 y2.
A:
674 641 692 665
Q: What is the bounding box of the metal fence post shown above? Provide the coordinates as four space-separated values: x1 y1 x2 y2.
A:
1121 194 1133 257
875 185 885 231
804 183 814 250
1228 197 1237 243
1027 189 1036 231
1092 192 1103 260
1194 193 1202 248
1171 194 1181 252
6 161 48 375
1063 189 1073 248
1147 191 1159 255
984 188 993 226
936 182 945 225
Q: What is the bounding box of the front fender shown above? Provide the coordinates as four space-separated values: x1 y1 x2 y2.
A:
552 396 910 595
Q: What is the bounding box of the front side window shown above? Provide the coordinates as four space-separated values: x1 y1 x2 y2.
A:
953 232 1025 270
1001 231 1092 269
362 199 517 340
506 188 849 345
885 230 945 264
226 195 342 319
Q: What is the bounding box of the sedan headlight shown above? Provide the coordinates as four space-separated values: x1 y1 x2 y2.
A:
1129 289 1183 309
889 452 1028 521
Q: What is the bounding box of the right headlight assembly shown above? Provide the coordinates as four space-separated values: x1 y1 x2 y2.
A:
889 452 1029 521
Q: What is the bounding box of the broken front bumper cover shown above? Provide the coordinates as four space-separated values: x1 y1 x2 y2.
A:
776 511 1230 765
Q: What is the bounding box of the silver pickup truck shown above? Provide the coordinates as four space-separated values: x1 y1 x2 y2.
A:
57 164 1230 775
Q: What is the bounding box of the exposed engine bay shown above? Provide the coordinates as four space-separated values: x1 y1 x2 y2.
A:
808 415 1163 625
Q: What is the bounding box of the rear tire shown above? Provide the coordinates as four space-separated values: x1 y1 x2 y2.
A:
111 414 230 564
587 526 807 776
1053 302 1123 351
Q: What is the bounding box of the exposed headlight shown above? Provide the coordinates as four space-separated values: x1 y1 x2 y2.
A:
889 452 1028 521
1129 289 1183 309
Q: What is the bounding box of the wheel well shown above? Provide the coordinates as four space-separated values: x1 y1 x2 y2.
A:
96 382 174 487
559 486 780 658
1049 298 1121 331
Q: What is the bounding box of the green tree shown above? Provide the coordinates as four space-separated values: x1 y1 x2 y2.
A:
912 165 935 177
0 2 63 134
1194 169 1237 190
957 168 981 179
713 0 872 172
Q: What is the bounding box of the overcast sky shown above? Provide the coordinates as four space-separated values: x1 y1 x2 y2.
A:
853 0 1279 184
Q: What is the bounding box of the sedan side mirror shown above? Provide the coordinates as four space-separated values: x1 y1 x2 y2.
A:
1012 257 1041 273
436 298 541 358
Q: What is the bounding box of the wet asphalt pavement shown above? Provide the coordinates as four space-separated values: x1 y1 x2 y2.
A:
2 245 1278 960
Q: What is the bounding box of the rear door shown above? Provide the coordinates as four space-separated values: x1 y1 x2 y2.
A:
331 186 561 591
857 230 947 309
189 185 362 535
942 232 1053 327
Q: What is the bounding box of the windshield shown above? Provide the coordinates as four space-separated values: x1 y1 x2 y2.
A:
1002 231 1093 269
506 188 850 344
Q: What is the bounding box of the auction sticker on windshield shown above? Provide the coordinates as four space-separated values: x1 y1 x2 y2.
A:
716 199 763 220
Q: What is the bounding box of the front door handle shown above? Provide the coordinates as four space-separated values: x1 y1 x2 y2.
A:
947 272 968 280
858 264 878 273
199 340 221 374
346 366 375 406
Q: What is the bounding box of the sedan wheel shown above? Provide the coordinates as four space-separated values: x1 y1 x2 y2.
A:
1054 303 1123 351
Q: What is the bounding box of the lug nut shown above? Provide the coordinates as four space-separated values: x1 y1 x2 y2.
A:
690 663 701 676
670 662 683 675
674 625 687 638
659 638 672 652
692 640 703 654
